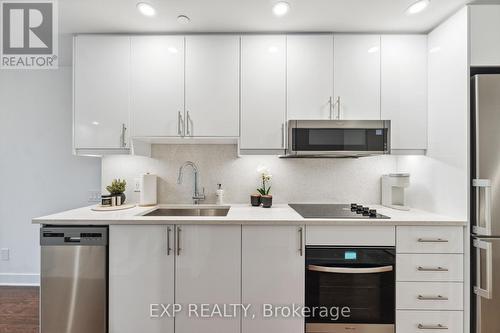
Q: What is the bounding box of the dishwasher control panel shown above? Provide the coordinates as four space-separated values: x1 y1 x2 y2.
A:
40 227 108 246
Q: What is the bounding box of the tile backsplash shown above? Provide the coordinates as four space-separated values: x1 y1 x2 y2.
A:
102 144 397 204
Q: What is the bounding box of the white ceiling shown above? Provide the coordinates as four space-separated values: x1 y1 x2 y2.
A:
59 0 474 34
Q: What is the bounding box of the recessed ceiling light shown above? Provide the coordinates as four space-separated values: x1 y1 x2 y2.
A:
92 121 100 126
137 2 156 16
168 47 179 54
177 15 191 24
406 0 430 15
367 46 379 53
272 2 290 17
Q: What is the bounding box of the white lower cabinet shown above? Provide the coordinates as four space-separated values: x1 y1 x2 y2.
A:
174 225 241 333
242 225 305 333
395 226 465 333
396 226 464 254
396 282 463 310
397 311 463 333
306 225 395 246
396 253 464 282
109 225 175 333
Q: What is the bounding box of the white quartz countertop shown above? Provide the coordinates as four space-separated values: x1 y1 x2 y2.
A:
33 203 467 226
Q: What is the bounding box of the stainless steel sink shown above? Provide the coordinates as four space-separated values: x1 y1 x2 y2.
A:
143 207 230 217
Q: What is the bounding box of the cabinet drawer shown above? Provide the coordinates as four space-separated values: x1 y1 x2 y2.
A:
397 282 463 310
397 254 463 282
397 310 463 332
397 226 464 253
306 226 395 246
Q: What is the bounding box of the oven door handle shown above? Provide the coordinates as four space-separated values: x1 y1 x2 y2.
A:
307 264 393 274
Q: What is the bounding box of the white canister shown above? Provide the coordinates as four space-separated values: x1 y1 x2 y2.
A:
216 184 224 205
140 173 157 206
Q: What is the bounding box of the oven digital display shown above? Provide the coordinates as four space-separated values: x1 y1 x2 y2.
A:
344 251 357 260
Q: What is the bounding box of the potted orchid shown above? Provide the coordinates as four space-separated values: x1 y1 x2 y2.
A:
255 166 273 208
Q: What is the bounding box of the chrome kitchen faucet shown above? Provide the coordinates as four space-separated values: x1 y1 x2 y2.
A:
177 161 205 204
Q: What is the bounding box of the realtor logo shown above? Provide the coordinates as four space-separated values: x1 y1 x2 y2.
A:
1 0 58 69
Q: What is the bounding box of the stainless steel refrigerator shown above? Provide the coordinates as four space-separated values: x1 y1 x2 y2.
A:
471 74 500 333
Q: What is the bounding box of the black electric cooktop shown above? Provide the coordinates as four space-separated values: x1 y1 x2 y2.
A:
289 203 390 219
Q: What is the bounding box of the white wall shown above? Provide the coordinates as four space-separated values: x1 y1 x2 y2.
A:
102 145 397 205
0 35 101 285
397 7 469 219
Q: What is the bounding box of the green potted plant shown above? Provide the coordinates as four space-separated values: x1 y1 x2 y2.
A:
256 167 272 208
106 179 127 205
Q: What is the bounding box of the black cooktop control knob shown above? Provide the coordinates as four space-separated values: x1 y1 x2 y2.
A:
369 209 377 217
356 205 364 214
362 207 370 216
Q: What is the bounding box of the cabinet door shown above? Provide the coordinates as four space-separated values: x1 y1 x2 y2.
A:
242 226 305 333
185 36 240 137
381 35 427 151
287 34 334 119
175 225 241 333
131 36 184 137
334 34 381 120
109 225 174 333
74 36 130 149
241 35 286 150
470 5 500 66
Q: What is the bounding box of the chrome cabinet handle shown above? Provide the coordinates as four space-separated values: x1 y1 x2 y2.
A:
176 227 182 256
120 123 127 147
335 96 341 120
418 238 448 243
328 96 333 120
186 111 192 136
474 238 493 299
281 123 285 148
298 227 304 256
178 111 184 136
473 179 492 236
418 324 448 330
417 266 449 272
308 265 393 274
417 295 449 301
166 227 172 256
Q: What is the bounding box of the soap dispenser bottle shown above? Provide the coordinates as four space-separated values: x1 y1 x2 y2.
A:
216 184 224 205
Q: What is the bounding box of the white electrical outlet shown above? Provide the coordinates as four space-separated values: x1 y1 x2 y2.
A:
134 178 141 192
0 248 9 261
88 190 101 203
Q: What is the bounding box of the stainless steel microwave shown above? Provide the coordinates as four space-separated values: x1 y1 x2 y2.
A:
284 120 391 158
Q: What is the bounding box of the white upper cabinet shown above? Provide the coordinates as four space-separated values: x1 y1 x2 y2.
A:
241 35 286 150
334 34 381 120
185 36 240 137
175 225 241 333
130 36 184 137
470 5 500 66
381 35 427 151
242 226 305 333
287 34 334 119
74 36 130 150
109 225 174 333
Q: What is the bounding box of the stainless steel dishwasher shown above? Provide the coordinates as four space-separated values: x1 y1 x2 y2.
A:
40 226 108 333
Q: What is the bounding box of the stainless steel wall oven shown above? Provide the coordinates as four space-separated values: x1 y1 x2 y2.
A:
305 246 395 333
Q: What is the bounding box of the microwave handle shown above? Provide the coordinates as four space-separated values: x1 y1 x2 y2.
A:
307 264 393 274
